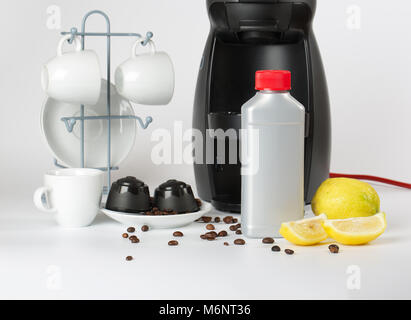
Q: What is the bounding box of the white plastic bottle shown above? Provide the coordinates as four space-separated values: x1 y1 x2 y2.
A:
241 70 305 238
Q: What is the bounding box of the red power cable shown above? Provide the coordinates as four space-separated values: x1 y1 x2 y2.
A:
329 173 411 189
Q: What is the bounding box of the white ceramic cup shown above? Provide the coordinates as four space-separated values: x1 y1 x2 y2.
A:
41 35 101 105
115 39 174 105
33 168 104 228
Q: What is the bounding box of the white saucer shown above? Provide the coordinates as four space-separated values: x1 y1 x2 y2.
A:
101 202 212 229
41 79 136 168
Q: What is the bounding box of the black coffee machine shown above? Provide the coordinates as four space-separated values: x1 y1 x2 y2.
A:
193 0 331 213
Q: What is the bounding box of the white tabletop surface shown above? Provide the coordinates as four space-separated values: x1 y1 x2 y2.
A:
1 184 410 300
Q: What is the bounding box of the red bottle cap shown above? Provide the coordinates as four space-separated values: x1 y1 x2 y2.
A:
255 70 291 91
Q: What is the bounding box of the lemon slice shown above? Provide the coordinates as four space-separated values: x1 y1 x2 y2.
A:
322 212 386 245
279 214 328 246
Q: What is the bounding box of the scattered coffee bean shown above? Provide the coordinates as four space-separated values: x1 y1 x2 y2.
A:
129 235 140 243
217 230 228 237
233 218 238 223
229 225 238 231
141 225 149 232
122 233 129 239
236 230 242 235
224 242 229 246
271 245 281 252
262 237 275 244
206 224 215 230
214 217 221 223
127 227 135 233
143 207 189 216
126 256 133 261
285 249 294 255
234 239 246 245
173 231 184 237
236 223 241 228
328 244 339 254
168 240 179 246
205 232 217 238
195 198 202 207
223 216 233 224
201 216 212 223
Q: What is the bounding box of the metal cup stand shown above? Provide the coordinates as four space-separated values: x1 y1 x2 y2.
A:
55 10 154 193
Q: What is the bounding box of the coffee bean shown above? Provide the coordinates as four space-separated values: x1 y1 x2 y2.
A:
127 227 135 233
201 216 212 223
126 256 133 261
173 231 184 237
217 230 228 237
235 230 242 235
206 224 215 230
195 198 202 207
168 240 179 246
214 217 221 223
229 225 237 231
285 249 294 255
201 231 218 240
224 242 229 246
234 239 246 245
233 218 238 223
328 244 339 254
141 225 149 232
236 223 241 228
271 246 281 252
205 233 216 240
262 237 275 244
122 233 129 239
223 216 233 224
129 235 140 243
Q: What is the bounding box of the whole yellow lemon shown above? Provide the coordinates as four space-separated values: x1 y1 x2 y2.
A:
312 178 380 219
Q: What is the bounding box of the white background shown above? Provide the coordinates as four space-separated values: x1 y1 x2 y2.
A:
0 0 411 200
0 0 411 300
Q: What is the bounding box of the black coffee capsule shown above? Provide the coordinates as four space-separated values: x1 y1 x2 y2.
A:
106 176 151 213
154 179 199 214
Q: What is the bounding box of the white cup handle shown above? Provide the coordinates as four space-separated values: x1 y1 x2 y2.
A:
57 34 82 56
33 187 56 213
131 38 156 57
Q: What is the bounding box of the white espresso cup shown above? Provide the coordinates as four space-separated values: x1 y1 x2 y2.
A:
115 39 174 105
41 35 101 105
33 168 104 228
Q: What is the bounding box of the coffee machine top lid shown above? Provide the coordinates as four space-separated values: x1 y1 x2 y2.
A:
207 0 317 11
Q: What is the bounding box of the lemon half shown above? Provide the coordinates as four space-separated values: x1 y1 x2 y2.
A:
279 214 328 246
322 212 386 245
